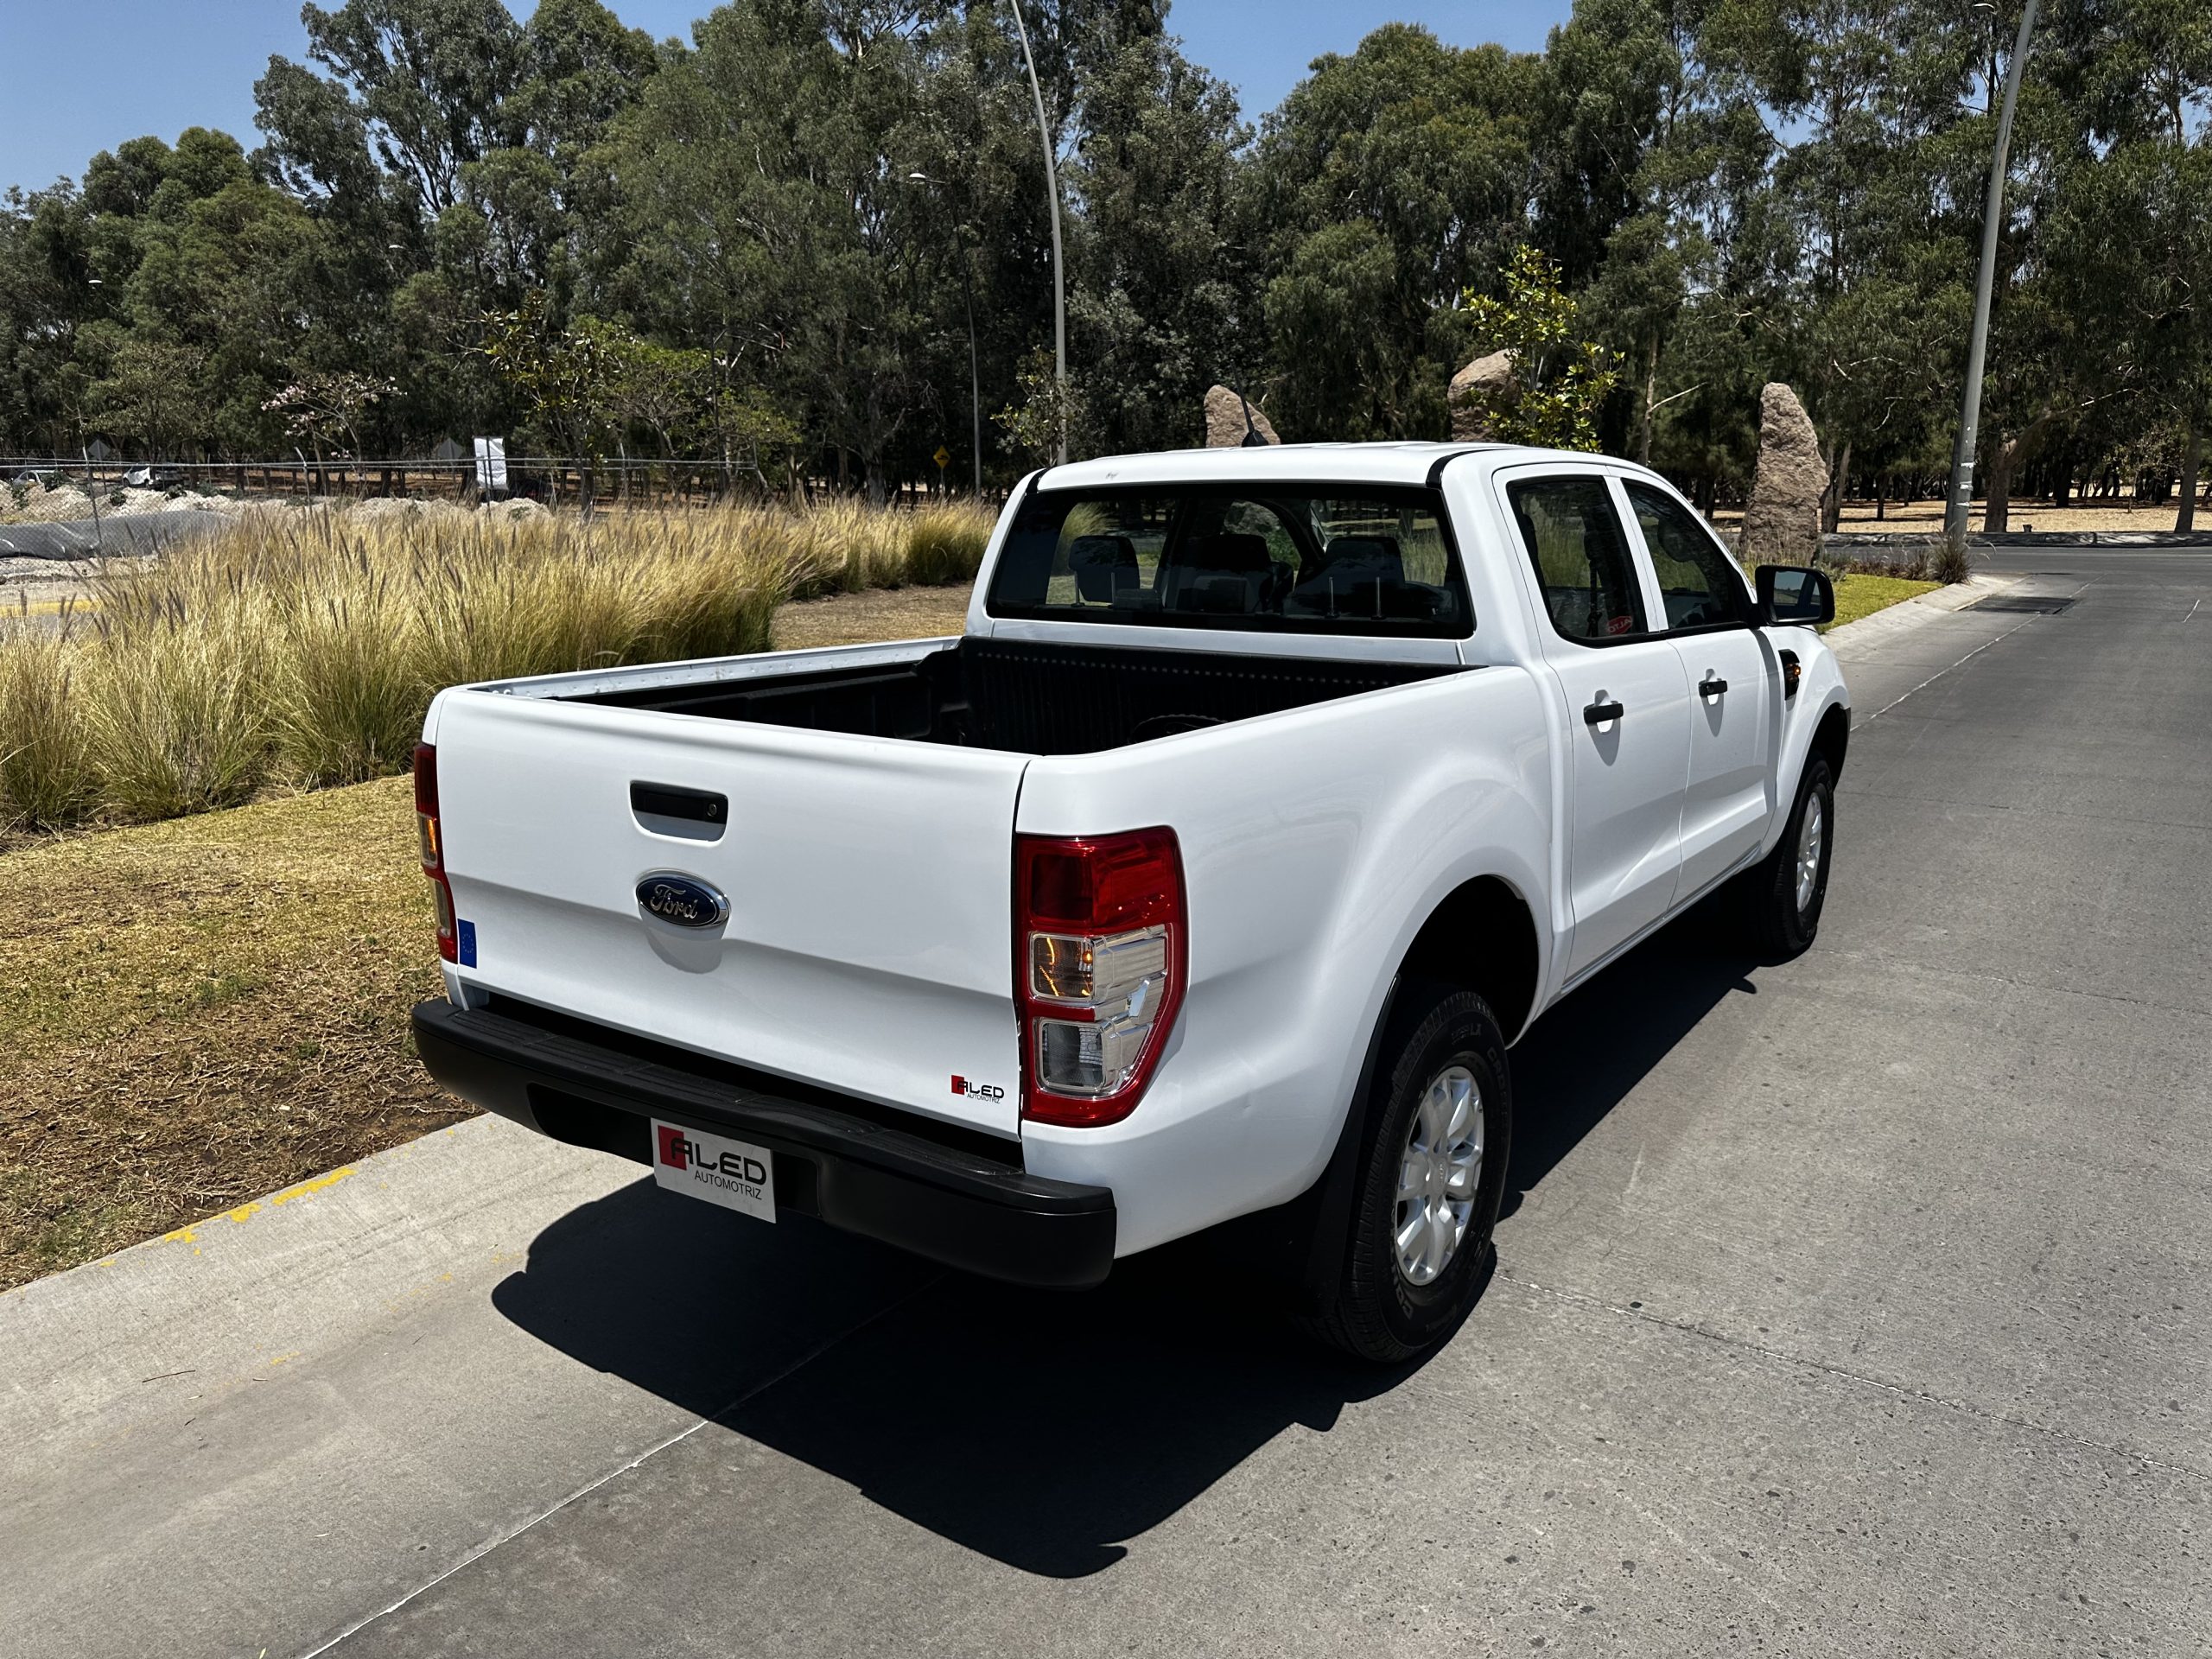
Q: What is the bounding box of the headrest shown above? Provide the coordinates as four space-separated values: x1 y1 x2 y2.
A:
1315 535 1404 582
1187 531 1273 574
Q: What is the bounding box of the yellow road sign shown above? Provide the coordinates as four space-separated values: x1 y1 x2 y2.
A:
933 445 952 469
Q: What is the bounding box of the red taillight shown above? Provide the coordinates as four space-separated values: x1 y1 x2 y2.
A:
1014 827 1185 1128
415 741 456 963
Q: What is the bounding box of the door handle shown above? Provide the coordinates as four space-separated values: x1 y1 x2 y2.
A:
1699 675 1728 697
1583 697 1625 726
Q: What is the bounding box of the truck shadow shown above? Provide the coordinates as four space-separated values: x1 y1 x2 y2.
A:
493 1197 1411 1577
490 897 1757 1580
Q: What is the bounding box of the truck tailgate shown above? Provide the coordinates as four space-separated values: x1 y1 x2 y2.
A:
429 690 1030 1136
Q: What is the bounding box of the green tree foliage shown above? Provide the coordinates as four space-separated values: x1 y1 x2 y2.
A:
480 289 618 459
0 0 2201 526
1459 247 1620 451
1250 25 1539 439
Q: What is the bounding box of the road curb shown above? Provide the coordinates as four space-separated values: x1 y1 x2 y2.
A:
1822 570 2025 658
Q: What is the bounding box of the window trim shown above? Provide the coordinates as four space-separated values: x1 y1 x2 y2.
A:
982 478 1478 641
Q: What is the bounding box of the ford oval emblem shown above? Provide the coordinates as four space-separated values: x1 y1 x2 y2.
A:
636 872 730 929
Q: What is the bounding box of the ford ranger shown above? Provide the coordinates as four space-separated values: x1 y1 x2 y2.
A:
410 442 1847 1360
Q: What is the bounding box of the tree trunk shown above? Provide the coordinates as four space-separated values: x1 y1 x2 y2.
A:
864 453 888 509
1982 435 2020 534
1637 333 1658 467
1821 438 1851 534
2177 425 2202 535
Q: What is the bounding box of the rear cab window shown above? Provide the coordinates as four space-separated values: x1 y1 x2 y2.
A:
986 483 1472 639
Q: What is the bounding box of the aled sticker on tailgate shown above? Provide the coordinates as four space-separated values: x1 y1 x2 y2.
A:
652 1121 775 1223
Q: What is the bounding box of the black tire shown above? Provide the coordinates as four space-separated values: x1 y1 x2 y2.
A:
1743 753 1834 958
1305 985 1512 1363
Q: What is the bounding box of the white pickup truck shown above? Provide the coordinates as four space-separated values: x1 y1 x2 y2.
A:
411 442 1847 1359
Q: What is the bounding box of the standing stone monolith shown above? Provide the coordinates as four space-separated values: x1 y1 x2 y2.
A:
1448 350 1520 441
1739 383 1828 563
1204 385 1279 447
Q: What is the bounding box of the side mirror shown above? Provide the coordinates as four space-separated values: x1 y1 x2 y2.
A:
1757 564 1835 626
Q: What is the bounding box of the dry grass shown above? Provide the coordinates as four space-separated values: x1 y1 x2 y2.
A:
0 497 995 832
0 777 459 1289
1829 497 2200 535
773 582 977 651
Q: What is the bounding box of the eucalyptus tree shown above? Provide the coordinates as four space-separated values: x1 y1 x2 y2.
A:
1060 8 1253 454
1249 24 1541 440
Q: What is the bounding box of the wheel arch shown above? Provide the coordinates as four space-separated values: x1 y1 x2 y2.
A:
1809 699 1849 783
1252 872 1540 1318
1394 873 1542 1046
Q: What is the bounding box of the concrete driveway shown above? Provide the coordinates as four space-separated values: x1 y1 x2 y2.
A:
3 546 2207 1656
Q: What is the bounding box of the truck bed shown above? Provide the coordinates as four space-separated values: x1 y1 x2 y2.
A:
565 637 1458 756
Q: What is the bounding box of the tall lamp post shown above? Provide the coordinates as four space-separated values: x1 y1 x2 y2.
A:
1007 0 1068 466
1944 0 2041 550
907 172 984 496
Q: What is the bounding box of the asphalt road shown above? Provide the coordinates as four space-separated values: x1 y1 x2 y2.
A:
3 548 2207 1656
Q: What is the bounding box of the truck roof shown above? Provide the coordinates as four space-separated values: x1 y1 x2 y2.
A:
1032 441 1620 493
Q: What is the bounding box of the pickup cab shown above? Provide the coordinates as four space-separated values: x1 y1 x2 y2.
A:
410 442 1848 1359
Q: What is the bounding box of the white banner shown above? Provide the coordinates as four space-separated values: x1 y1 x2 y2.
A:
472 435 508 494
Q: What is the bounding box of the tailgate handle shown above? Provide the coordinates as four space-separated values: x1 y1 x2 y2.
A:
632 782 728 842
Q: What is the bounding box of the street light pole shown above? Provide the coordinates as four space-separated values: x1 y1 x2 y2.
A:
1007 0 1067 466
1944 0 2040 550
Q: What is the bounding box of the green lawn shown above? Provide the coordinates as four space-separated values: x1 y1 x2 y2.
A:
1825 573 1942 631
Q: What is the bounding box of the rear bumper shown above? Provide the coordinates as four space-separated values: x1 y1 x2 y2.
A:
411 999 1116 1288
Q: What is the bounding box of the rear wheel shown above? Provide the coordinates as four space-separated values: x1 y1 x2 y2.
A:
1743 753 1834 957
1305 986 1511 1363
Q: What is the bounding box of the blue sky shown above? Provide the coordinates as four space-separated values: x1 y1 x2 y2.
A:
1 1 1573 195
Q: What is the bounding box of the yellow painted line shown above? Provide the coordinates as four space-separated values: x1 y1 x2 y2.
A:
9 598 100 616
157 1166 355 1249
270 1166 354 1206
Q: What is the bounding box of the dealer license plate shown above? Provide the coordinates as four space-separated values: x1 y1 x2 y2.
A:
651 1120 776 1223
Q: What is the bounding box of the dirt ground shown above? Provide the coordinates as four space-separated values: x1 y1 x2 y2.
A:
1766 496 2201 535
771 582 974 648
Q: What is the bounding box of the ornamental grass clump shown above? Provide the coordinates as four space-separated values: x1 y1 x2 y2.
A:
80 609 269 821
0 621 97 830
0 495 979 831
902 502 995 586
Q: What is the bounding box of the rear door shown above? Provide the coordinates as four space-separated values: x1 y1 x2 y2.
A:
429 691 1030 1136
1497 467 1693 980
1622 480 1776 899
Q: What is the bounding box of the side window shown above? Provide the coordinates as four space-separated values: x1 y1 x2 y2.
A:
1506 475 1648 644
1625 482 1751 631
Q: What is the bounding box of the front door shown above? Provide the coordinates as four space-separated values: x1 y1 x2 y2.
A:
1623 480 1777 899
1499 471 1693 980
